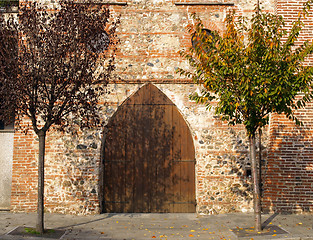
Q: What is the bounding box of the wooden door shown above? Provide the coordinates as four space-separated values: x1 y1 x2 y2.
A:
102 83 195 213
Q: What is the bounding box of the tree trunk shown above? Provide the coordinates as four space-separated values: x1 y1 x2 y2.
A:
36 130 46 234
258 128 262 198
250 135 262 232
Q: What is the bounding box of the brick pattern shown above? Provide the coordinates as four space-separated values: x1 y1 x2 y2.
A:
11 83 258 215
261 0 313 214
276 0 313 65
11 118 38 212
264 108 313 213
11 118 102 214
12 0 313 215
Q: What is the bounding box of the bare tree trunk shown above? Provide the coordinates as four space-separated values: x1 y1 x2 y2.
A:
36 130 46 234
250 135 262 232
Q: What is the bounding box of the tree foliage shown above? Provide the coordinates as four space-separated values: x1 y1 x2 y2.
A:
179 4 313 137
0 0 119 234
0 0 119 134
0 13 18 126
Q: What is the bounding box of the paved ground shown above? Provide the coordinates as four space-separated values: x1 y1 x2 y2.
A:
0 211 312 240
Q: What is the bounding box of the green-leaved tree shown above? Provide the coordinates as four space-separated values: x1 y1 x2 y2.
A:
179 1 313 232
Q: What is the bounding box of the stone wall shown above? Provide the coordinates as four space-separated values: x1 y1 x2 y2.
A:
112 0 275 83
11 117 102 214
11 0 313 215
11 83 258 214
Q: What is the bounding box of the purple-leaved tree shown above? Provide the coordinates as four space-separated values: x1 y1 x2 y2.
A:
0 0 119 234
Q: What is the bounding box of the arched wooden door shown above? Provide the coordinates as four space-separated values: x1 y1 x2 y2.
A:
102 83 195 213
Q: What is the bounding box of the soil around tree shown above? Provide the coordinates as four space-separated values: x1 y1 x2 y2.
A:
7 226 66 239
231 224 288 238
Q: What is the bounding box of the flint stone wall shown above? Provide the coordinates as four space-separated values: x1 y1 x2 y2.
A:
11 83 261 214
11 0 313 215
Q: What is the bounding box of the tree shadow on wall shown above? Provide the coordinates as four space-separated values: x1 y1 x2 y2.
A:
48 128 101 214
227 128 253 205
263 121 313 214
214 126 268 210
218 118 313 214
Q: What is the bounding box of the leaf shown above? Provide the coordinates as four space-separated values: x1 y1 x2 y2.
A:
189 234 194 237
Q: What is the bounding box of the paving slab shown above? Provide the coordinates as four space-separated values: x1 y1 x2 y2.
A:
0 211 312 239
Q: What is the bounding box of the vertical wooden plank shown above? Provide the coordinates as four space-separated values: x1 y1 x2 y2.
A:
148 85 175 212
126 85 152 213
149 104 171 212
103 126 113 212
104 105 127 213
129 104 141 212
141 104 151 212
113 107 127 212
131 104 151 212
126 84 151 105
125 106 135 213
172 108 182 212
186 127 196 212
149 84 172 105
104 120 120 212
149 104 158 212
180 117 195 212
162 105 173 212
179 117 188 213
112 161 125 212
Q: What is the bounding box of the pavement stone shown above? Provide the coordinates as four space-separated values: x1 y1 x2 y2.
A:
0 211 312 239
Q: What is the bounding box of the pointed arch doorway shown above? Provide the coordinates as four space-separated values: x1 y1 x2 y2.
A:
101 84 195 213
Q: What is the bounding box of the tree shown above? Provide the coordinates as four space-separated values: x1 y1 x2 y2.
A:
179 1 313 232
0 12 18 127
0 0 119 234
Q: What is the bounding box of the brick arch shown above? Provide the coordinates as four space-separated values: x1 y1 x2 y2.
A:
99 83 196 213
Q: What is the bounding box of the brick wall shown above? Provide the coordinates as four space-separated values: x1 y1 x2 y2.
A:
262 0 313 213
263 106 313 213
11 116 102 214
276 0 313 65
12 0 313 215
11 83 258 214
11 118 38 212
